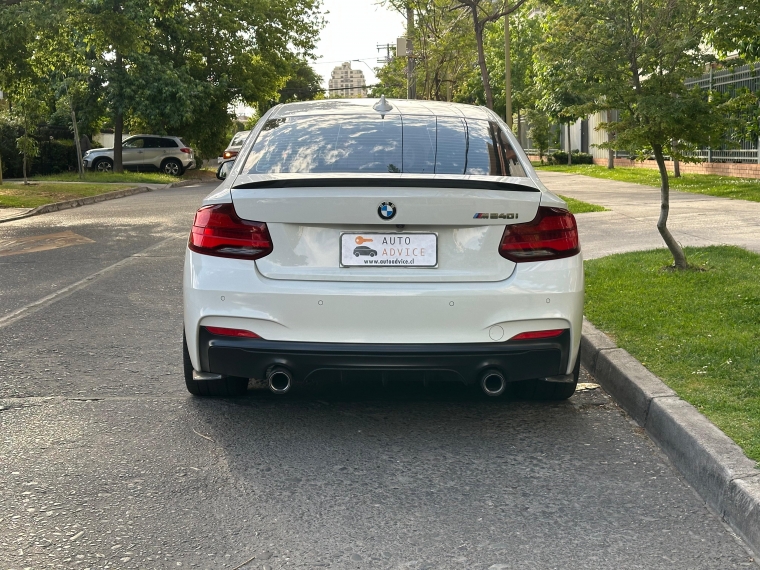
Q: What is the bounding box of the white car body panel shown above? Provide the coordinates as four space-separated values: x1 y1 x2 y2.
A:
184 251 583 372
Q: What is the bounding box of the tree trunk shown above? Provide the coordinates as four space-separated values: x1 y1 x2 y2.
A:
504 10 511 127
22 152 27 184
566 123 572 165
114 111 123 173
652 143 687 269
71 108 84 180
406 6 416 100
472 9 494 110
605 110 614 169
516 109 521 143
113 50 124 173
672 140 680 177
0 153 3 185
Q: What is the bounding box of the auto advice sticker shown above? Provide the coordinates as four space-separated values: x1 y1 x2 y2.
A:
340 233 437 267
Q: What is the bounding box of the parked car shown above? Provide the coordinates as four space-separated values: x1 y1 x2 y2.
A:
184 98 583 399
83 135 195 176
217 130 250 164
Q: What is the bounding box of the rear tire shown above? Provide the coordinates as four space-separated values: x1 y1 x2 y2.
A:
183 331 248 397
518 347 581 401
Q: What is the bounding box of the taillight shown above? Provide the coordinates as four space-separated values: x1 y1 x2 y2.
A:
188 203 273 260
499 206 579 262
510 329 566 341
204 326 261 338
222 150 238 159
180 147 192 154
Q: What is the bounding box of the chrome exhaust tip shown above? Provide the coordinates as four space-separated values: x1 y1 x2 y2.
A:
267 367 292 395
480 369 506 397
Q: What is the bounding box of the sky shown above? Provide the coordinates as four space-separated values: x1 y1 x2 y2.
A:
312 0 407 90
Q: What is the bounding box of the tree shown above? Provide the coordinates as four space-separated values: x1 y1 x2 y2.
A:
540 0 727 269
709 0 760 60
380 0 477 102
257 59 325 114
11 80 47 183
451 0 530 110
483 1 543 130
370 55 409 99
0 0 324 166
526 108 549 162
535 62 588 165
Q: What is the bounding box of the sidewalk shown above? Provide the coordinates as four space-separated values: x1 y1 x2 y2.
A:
538 171 760 259
0 208 32 221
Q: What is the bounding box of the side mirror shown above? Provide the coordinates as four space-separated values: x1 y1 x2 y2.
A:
216 159 235 181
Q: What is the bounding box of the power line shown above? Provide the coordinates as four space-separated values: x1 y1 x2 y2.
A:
312 56 380 66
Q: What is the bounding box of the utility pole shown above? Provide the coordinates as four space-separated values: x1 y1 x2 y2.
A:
406 4 416 99
505 6 512 130
377 43 395 65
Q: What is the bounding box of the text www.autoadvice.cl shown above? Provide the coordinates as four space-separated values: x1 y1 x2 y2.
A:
363 258 415 265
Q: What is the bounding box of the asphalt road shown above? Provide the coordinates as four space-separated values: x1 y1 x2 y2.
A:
0 184 757 569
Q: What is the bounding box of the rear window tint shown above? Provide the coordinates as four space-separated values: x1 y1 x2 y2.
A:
242 115 526 176
160 138 178 148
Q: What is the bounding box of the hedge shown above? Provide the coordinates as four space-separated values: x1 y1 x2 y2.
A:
0 122 79 179
548 150 594 165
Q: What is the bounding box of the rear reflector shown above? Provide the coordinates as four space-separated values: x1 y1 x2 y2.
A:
223 150 238 159
510 329 566 341
188 203 273 260
499 206 579 262
204 326 261 338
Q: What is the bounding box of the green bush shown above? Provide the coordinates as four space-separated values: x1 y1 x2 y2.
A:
34 139 78 176
548 150 594 165
0 118 79 178
0 119 24 179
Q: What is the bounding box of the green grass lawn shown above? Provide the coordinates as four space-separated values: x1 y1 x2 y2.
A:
537 164 760 202
557 194 607 214
33 171 178 185
585 246 760 462
0 182 134 208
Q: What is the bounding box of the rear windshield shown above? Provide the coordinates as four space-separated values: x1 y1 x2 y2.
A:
241 115 526 177
229 131 250 147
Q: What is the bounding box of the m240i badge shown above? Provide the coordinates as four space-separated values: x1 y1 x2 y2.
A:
474 213 519 219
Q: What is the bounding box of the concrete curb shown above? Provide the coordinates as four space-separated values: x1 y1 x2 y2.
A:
0 179 200 224
582 318 760 555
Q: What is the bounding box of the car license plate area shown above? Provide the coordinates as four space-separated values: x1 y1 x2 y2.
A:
340 233 437 268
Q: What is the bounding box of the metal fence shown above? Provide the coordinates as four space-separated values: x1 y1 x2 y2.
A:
685 63 760 164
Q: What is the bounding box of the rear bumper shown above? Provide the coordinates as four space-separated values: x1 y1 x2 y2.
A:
198 328 571 383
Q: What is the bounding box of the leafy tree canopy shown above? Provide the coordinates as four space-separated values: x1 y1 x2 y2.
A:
0 0 324 159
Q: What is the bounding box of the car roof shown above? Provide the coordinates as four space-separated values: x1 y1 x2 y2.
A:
269 99 493 121
128 134 180 139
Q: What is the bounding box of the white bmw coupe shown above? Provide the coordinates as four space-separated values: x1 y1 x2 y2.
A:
183 98 583 399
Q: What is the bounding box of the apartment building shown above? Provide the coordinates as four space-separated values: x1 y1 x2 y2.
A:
328 62 367 98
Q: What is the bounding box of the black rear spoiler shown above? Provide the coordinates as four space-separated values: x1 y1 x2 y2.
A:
232 177 539 192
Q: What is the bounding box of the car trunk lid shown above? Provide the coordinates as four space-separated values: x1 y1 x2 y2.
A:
230 174 542 283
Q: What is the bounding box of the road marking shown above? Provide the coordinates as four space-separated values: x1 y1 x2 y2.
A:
0 236 182 330
0 230 94 257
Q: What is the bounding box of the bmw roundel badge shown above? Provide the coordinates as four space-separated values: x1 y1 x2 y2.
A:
378 201 397 220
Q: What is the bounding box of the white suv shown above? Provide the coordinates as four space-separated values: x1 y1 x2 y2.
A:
183 99 583 399
83 135 195 176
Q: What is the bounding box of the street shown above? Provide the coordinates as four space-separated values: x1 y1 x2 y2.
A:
0 183 757 569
